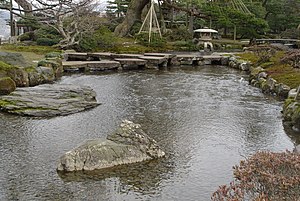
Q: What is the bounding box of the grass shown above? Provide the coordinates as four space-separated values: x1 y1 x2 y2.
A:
0 44 59 55
0 61 16 70
0 44 60 67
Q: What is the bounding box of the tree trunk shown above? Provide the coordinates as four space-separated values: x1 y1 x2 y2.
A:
114 0 150 37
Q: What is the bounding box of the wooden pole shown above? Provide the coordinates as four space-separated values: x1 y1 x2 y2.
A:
295 85 300 101
149 1 153 43
10 0 15 36
138 7 151 35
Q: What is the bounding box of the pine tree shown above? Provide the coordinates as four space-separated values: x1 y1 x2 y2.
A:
106 0 130 18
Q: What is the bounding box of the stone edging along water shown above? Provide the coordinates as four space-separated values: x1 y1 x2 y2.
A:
227 55 300 133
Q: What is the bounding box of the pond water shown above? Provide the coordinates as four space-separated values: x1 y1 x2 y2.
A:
0 66 295 201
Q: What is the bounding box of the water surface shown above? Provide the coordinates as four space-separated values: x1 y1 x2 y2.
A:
0 66 295 201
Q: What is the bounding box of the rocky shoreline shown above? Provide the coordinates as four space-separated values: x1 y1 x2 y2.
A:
0 52 63 93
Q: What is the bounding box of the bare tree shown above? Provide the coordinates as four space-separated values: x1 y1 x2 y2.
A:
34 0 103 49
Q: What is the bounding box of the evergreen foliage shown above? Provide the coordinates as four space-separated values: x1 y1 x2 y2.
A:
106 0 130 18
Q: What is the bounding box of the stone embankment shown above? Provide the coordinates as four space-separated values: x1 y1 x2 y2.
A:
228 54 300 132
283 90 300 132
0 84 99 117
57 120 165 172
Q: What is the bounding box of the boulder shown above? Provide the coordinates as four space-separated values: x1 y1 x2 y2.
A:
294 145 300 154
27 68 43 87
0 84 99 117
239 62 250 71
57 120 165 172
40 67 55 83
6 68 29 87
276 83 291 99
283 99 300 132
288 88 300 100
0 77 16 95
38 59 63 78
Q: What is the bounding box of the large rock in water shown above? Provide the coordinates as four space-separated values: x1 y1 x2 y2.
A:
0 84 99 117
57 120 165 172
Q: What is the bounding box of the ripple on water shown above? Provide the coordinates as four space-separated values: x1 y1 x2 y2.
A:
0 66 295 201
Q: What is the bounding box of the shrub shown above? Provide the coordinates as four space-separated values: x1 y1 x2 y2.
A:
78 26 117 52
135 32 166 48
212 151 300 201
281 50 300 68
36 38 59 46
164 26 192 41
34 26 61 41
18 32 34 41
247 45 276 64
171 40 199 51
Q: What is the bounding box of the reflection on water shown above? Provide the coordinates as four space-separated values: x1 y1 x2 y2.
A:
0 66 295 201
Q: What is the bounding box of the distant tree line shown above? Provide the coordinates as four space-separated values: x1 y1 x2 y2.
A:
0 0 299 49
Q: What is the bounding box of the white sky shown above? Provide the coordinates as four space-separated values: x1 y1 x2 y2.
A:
0 11 10 38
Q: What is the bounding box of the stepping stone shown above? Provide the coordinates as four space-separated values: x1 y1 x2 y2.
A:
62 61 88 72
112 54 144 59
176 54 203 65
86 61 121 71
144 53 177 66
87 52 113 61
114 58 147 70
65 53 88 61
139 56 168 69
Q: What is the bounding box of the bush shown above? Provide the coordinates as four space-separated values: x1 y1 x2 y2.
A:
246 45 276 64
171 40 199 51
78 26 117 52
34 26 61 46
34 26 61 41
212 151 300 201
130 21 142 36
135 32 166 48
36 38 59 46
164 26 192 41
18 32 34 41
281 50 300 68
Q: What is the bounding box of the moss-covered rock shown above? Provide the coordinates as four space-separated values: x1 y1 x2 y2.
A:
0 77 16 95
6 68 29 87
38 59 63 78
45 52 62 59
283 98 300 131
38 59 59 68
0 84 100 117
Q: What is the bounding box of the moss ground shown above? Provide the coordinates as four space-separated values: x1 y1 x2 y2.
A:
0 44 59 67
238 51 300 89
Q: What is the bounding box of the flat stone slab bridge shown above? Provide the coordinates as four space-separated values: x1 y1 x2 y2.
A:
62 52 229 72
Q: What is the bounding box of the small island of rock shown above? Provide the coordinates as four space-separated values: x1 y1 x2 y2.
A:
57 120 165 172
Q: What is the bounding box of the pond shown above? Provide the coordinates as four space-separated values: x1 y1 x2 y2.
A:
0 66 295 200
